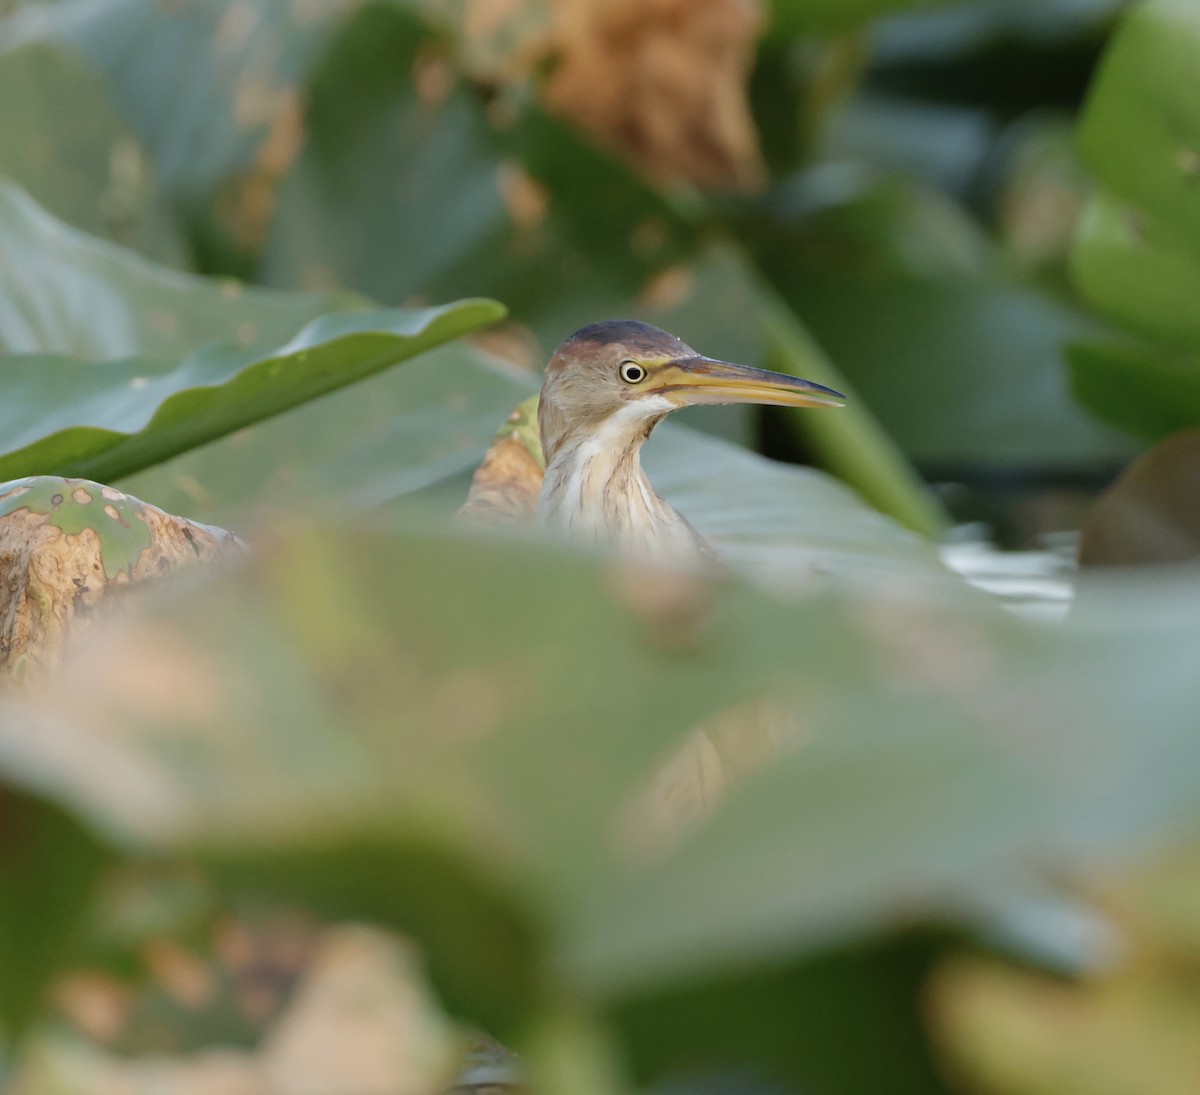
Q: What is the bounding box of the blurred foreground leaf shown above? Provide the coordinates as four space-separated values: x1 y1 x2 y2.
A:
12 923 458 1095
614 933 951 1093
9 514 1200 1049
0 182 503 483
933 847 1200 1095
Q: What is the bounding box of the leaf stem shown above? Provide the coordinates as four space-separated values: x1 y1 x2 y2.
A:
758 286 949 538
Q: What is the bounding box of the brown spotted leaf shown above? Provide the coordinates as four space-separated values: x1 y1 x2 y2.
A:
0 476 247 683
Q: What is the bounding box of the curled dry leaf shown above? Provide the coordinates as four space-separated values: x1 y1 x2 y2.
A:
457 395 545 525
463 0 766 188
544 0 766 189
0 477 247 685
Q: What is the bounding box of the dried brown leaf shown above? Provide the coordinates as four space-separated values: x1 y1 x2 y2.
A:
542 0 766 189
458 0 766 188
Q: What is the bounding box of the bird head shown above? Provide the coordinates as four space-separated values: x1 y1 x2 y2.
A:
538 320 844 460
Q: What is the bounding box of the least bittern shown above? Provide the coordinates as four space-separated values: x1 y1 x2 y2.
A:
538 320 844 561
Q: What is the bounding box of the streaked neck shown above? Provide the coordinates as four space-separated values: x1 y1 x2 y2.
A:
538 401 707 560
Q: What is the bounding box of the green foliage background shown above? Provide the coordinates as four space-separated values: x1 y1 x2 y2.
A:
4 0 1200 1092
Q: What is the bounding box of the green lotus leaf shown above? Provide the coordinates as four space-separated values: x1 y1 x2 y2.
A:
0 181 504 483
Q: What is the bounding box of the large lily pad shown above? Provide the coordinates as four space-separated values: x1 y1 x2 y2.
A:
0 181 503 483
12 520 1200 1028
120 342 539 523
644 420 953 591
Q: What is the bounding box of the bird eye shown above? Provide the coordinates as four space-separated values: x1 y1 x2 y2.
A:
619 361 646 384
